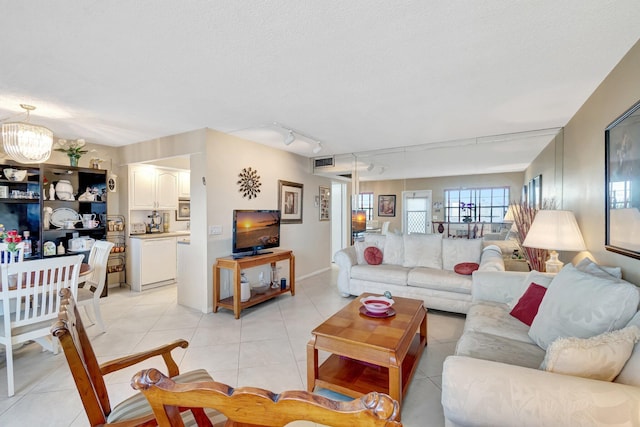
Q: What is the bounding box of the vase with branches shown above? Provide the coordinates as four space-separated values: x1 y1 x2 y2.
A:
510 199 556 272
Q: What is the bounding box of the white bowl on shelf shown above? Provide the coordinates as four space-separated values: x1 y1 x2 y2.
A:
3 168 26 181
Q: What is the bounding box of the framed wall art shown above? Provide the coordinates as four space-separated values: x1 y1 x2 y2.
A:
378 194 396 217
176 198 190 221
319 186 330 221
278 180 303 224
605 99 640 260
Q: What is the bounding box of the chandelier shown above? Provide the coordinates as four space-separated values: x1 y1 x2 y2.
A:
1 104 53 164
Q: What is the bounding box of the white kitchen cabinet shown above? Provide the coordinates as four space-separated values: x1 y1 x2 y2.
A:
129 236 177 291
129 165 178 210
178 171 190 198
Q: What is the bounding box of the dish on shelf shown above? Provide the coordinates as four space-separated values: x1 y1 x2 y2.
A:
50 207 81 228
3 168 27 181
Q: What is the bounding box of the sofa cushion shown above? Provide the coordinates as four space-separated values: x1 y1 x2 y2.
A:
575 257 622 279
402 233 442 268
540 325 640 381
615 311 640 386
382 233 404 265
408 267 472 294
354 235 386 264
464 301 533 344
455 330 546 369
442 238 482 271
509 282 547 326
454 262 479 275
351 264 408 286
506 270 554 309
528 264 640 350
364 246 383 265
477 246 504 272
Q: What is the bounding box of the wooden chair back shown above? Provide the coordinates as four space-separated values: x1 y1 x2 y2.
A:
51 287 115 426
84 240 114 295
132 368 403 427
0 254 83 395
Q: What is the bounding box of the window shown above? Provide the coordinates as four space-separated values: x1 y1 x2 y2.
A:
356 192 374 220
610 180 631 209
444 187 509 223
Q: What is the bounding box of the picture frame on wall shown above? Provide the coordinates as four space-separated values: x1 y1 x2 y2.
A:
176 198 190 221
378 194 396 217
605 99 640 260
278 180 303 224
319 186 330 221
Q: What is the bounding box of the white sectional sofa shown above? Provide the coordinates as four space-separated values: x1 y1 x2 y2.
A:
442 260 640 427
333 233 505 314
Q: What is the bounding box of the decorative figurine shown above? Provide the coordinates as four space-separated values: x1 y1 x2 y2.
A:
49 183 55 200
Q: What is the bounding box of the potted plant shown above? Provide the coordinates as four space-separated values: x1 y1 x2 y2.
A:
54 138 89 167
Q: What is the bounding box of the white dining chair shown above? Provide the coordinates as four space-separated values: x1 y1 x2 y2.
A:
0 242 25 264
0 254 84 396
77 240 114 333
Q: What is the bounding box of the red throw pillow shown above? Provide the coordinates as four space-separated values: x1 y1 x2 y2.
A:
454 262 479 275
510 282 547 326
364 246 383 265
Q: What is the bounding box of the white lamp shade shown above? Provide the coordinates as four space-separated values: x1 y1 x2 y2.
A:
522 210 586 251
503 205 515 222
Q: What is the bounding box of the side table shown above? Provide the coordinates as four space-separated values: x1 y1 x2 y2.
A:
213 249 295 319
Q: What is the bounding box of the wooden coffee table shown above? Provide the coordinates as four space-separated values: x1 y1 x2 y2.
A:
306 293 427 414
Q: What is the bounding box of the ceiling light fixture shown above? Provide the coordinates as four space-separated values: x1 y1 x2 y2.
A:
367 163 374 172
313 142 322 154
1 104 53 164
284 130 295 146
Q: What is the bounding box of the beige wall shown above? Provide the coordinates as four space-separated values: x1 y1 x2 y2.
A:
528 39 640 285
359 171 524 232
115 128 332 311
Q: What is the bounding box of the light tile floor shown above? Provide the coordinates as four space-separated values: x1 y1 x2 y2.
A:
0 267 465 426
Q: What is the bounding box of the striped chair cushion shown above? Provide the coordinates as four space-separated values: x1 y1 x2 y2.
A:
107 369 222 424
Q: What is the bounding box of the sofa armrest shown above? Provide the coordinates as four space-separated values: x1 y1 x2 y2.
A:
334 246 357 296
478 246 505 272
442 356 640 427
471 271 530 304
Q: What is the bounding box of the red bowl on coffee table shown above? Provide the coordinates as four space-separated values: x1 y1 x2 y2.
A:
360 295 395 314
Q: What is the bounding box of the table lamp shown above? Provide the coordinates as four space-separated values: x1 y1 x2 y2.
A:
522 210 586 273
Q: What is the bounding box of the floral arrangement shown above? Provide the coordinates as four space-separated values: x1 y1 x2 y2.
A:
0 225 22 252
510 199 556 272
54 138 89 166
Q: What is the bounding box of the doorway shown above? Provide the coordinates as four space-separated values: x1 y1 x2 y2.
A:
331 181 347 259
402 190 432 234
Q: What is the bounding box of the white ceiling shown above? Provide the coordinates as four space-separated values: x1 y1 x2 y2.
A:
0 1 639 179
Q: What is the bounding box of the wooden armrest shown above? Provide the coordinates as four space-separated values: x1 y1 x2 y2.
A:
132 368 402 426
100 339 189 377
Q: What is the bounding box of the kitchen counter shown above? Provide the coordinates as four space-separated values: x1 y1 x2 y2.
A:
129 231 190 239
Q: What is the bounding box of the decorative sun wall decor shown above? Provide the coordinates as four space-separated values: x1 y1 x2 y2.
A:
237 167 261 199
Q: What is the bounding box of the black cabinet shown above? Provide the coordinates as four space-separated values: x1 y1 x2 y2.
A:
0 162 107 258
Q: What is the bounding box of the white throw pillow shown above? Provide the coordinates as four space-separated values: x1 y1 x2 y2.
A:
575 257 622 279
442 238 482 271
615 312 640 386
528 264 640 350
402 233 442 268
540 326 640 381
382 233 404 265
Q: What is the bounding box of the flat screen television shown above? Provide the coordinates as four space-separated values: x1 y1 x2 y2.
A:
232 210 281 257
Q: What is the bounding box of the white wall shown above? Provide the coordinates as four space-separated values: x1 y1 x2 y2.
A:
203 130 332 308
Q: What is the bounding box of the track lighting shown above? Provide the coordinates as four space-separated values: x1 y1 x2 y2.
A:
284 130 295 146
313 142 322 154
367 163 374 172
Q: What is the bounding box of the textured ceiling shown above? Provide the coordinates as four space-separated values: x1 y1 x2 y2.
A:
0 1 638 178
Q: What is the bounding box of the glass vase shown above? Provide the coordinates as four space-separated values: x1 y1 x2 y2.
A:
68 154 80 167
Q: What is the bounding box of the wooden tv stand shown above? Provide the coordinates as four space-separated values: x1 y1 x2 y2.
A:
213 249 295 319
